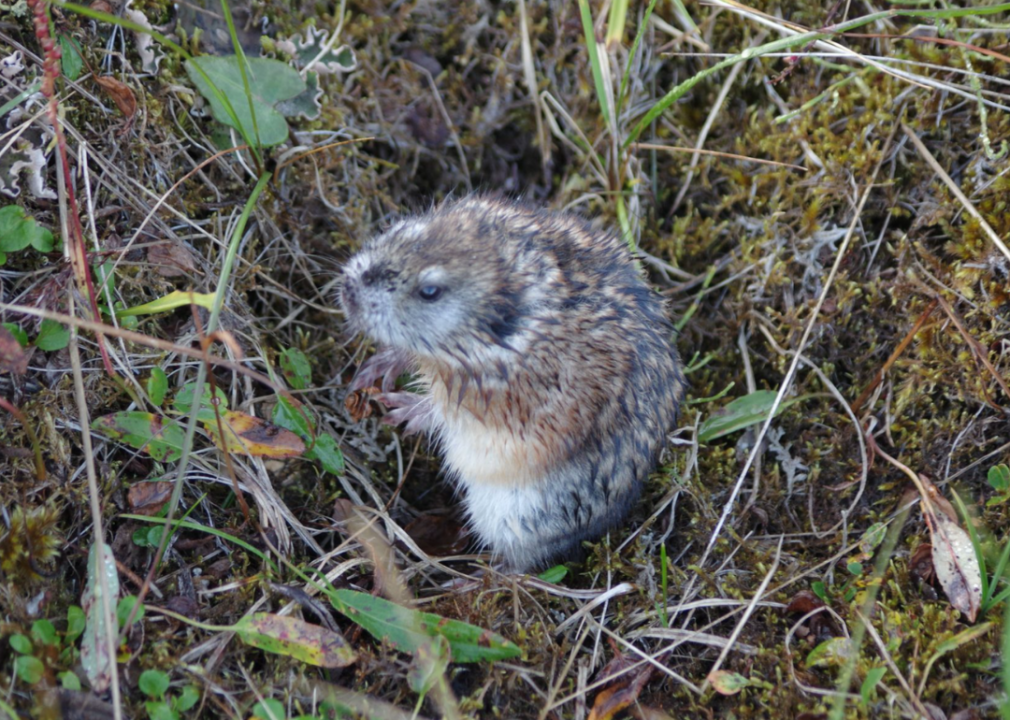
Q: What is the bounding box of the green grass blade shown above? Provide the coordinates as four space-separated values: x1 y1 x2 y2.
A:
577 0 612 129
988 532 1010 607
617 0 658 115
1002 600 1010 719
218 0 262 150
121 513 279 573
605 0 629 49
623 3 1010 148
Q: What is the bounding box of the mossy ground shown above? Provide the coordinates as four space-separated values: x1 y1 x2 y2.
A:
1 0 1009 718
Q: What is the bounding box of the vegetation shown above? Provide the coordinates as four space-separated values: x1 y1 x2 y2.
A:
1 0 1009 717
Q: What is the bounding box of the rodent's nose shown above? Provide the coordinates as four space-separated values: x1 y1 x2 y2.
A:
362 266 398 288
339 277 359 312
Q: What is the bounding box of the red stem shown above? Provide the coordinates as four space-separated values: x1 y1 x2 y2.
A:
28 0 115 376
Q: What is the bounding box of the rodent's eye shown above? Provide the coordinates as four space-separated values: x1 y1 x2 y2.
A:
417 285 444 302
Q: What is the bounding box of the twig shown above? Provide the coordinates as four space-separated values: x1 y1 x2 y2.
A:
850 298 938 417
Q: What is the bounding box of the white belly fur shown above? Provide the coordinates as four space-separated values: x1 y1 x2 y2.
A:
433 402 550 562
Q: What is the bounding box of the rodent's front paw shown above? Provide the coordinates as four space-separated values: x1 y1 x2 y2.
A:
351 347 411 393
377 392 430 436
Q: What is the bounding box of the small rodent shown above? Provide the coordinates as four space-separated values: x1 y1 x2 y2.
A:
340 196 685 571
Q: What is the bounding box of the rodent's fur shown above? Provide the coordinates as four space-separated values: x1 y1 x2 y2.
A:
340 196 685 571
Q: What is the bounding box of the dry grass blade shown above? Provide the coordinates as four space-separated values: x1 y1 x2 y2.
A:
3 1 1008 716
630 142 808 171
901 122 1010 264
701 126 897 560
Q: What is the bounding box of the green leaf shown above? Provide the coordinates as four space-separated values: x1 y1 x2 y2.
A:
31 619 58 646
91 412 186 462
860 666 887 704
272 395 345 475
35 319 70 351
251 698 286 720
847 561 864 576
1 323 28 346
58 34 84 80
537 565 568 584
145 701 177 720
58 671 82 691
139 668 170 700
117 595 145 630
805 637 853 668
147 526 167 547
132 526 153 547
989 464 1010 492
699 390 806 442
328 588 521 663
858 522 887 557
184 56 307 148
173 686 200 713
276 71 323 120
707 669 751 695
305 433 344 476
66 606 86 643
173 382 229 421
117 290 215 317
811 581 827 602
148 367 169 406
279 347 311 390
272 395 313 436
94 260 115 297
284 27 357 73
408 633 450 696
9 634 32 655
14 655 44 684
234 613 357 668
920 622 993 689
0 205 54 254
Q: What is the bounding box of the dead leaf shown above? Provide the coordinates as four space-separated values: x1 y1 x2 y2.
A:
909 542 936 586
204 410 306 458
949 708 980 720
0 326 30 374
916 475 982 621
404 513 469 556
708 669 751 695
163 595 199 618
588 660 656 720
332 498 356 524
345 387 378 421
147 241 198 277
80 543 119 693
630 708 676 720
235 613 357 668
94 76 137 120
926 506 982 622
783 590 825 616
127 481 173 516
921 474 959 523
783 590 840 641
